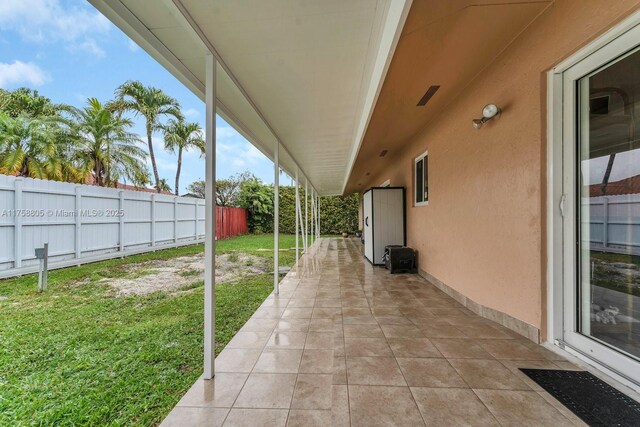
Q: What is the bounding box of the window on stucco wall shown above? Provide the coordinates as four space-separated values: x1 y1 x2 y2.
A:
414 150 428 206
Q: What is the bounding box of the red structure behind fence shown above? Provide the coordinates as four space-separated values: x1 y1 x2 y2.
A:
216 206 248 240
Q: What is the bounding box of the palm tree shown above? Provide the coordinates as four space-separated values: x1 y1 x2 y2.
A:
69 98 148 187
110 81 183 192
161 119 205 195
0 87 69 118
158 178 172 193
0 113 79 180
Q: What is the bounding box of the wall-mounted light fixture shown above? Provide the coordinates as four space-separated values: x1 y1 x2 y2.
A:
472 104 501 129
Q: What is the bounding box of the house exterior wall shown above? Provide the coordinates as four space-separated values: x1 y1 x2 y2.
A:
359 0 640 340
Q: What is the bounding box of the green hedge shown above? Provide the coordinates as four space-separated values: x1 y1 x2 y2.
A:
240 185 359 235
278 187 359 235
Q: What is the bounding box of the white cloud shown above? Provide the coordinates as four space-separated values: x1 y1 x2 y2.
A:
216 126 238 139
154 157 178 173
0 0 111 57
183 108 200 118
145 152 177 174
226 142 265 169
126 38 140 52
0 60 49 88
72 38 106 58
217 141 235 154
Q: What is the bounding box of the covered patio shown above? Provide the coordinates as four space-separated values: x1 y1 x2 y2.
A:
88 0 640 424
161 238 584 427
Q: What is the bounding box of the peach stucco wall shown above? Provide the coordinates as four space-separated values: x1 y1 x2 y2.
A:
360 1 640 337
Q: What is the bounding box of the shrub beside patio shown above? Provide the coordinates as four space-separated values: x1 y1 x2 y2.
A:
0 234 301 426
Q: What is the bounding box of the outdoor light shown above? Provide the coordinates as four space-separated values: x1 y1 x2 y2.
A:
472 104 501 129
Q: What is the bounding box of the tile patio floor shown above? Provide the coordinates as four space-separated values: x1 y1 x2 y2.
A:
161 238 586 427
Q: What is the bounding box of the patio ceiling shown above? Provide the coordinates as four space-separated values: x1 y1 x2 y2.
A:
343 0 552 193
88 0 412 195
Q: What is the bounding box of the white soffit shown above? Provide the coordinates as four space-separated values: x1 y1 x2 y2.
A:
89 0 411 194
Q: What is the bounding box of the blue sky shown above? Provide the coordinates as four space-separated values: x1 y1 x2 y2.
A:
0 0 285 194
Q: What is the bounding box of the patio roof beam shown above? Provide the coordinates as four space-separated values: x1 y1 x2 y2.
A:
203 54 217 380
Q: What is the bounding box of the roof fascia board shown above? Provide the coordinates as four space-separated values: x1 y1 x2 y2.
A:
341 0 413 194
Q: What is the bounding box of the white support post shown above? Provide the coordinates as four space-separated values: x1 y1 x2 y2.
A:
310 188 315 247
14 178 22 268
119 191 125 252
150 194 156 247
295 168 299 265
297 179 306 254
301 197 306 252
204 54 217 380
75 186 82 259
274 141 280 295
318 194 321 239
317 193 320 239
304 180 308 252
309 189 313 247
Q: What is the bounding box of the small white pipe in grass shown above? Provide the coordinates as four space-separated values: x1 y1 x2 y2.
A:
203 54 217 380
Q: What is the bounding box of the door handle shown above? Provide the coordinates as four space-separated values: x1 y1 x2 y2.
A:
365 217 369 227
559 194 566 217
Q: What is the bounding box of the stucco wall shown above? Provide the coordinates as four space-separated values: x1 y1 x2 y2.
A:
360 1 640 338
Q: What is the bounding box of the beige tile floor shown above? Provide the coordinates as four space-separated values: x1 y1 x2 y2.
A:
161 238 586 427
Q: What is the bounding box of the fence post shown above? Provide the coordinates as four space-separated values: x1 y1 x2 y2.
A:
150 194 156 247
174 197 178 243
119 191 125 252
602 197 609 248
194 199 199 240
75 186 82 260
14 178 22 269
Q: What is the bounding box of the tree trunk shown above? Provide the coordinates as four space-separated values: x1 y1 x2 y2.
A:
146 124 160 192
96 157 102 186
175 147 182 196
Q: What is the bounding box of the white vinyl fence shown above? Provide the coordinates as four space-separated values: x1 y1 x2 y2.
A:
0 174 205 278
589 194 640 256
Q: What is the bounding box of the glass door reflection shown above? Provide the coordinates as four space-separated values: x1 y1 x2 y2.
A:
578 47 640 359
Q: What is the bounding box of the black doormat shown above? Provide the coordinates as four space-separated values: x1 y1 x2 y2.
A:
519 369 640 426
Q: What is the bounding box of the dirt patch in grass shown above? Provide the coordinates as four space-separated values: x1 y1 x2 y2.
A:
105 253 268 296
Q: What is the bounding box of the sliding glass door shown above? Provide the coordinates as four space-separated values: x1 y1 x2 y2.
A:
561 22 640 385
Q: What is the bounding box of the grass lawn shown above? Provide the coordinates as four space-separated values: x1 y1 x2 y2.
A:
0 234 301 426
590 251 640 297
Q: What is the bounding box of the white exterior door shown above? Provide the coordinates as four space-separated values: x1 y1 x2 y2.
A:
372 189 405 264
554 16 640 388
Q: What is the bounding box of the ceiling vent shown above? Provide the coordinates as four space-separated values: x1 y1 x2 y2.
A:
379 150 388 157
417 85 440 106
